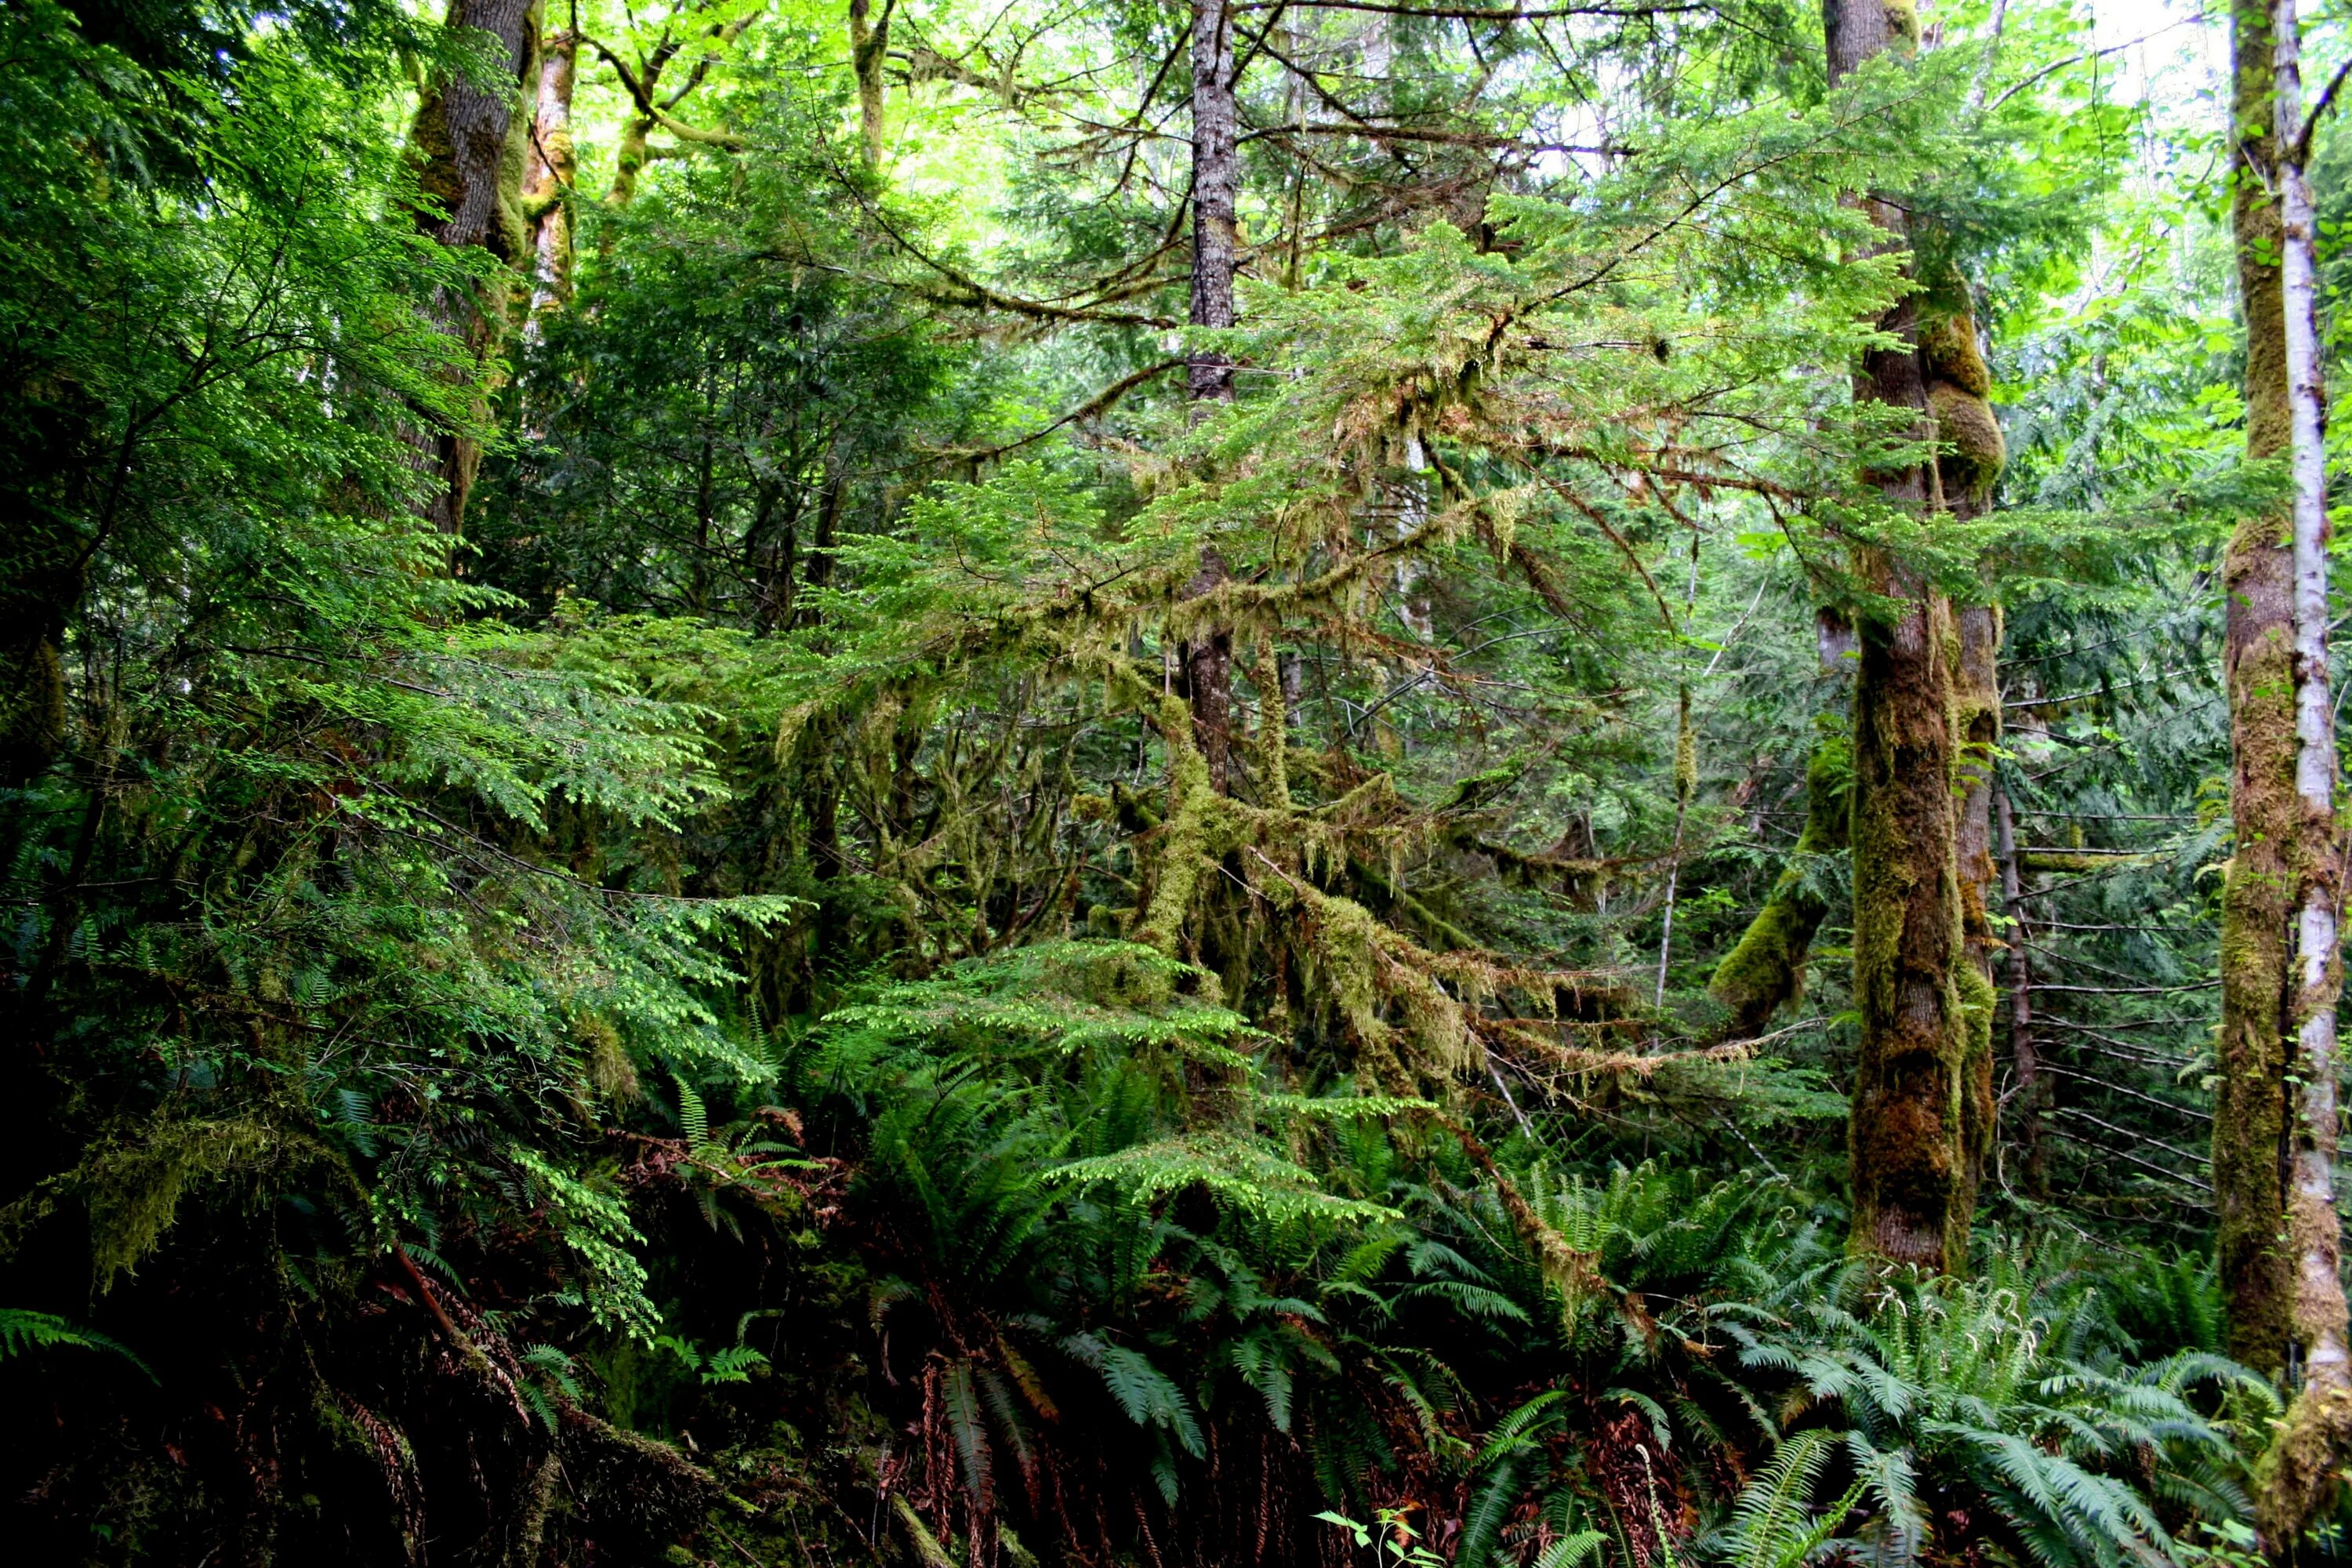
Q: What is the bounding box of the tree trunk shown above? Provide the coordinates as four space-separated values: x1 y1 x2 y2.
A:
1189 0 1239 406
409 0 541 536
848 0 894 169
1826 0 1978 1273
522 25 579 320
1994 788 2045 1198
1708 735 1847 1038
2217 0 2303 1383
1929 265 2005 1225
2254 0 2352 1540
1181 0 1239 791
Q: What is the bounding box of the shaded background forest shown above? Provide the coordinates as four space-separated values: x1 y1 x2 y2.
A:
0 0 2340 1563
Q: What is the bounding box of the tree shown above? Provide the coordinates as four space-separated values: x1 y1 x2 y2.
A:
1828 0 1987 1274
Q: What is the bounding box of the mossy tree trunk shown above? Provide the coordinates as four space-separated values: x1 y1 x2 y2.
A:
2251 0 2352 1540
2216 0 2303 1384
1827 0 1981 1273
522 23 579 320
409 0 541 536
1926 265 2005 1225
848 0 895 169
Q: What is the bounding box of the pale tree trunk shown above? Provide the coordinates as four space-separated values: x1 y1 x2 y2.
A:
849 0 895 169
522 24 579 321
1181 0 1238 791
1826 0 1979 1273
2255 0 2352 1541
410 0 541 536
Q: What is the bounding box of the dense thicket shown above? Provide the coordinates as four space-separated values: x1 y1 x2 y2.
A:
4 0 2349 1564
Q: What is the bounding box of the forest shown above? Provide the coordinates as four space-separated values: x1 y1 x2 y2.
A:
12 0 2352 1561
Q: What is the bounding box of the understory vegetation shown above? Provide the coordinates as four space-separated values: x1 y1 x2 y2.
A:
5 0 2351 1563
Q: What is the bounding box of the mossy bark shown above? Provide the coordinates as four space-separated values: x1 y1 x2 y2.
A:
2249 0 2352 1540
2216 0 2300 1381
1828 0 1980 1274
1927 264 2003 1206
521 26 578 319
1708 737 1848 1038
848 0 894 169
408 0 541 536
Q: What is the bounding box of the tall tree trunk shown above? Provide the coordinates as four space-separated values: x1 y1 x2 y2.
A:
848 0 894 169
1825 0 1978 1272
522 24 579 320
410 0 541 536
1181 0 1239 791
1994 789 2045 1198
2217 0 2303 1383
2254 0 2352 1540
1927 266 2005 1223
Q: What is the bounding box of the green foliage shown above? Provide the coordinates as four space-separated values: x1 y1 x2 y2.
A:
0 0 2288 1562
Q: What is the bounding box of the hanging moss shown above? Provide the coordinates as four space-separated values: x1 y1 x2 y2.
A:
1708 733 1849 1039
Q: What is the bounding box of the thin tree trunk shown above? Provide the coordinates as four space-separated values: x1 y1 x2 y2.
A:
848 0 895 169
2256 0 2352 1538
1825 0 1976 1273
1994 788 2045 1198
409 0 541 536
522 24 579 321
1181 0 1239 791
2217 0 2303 1383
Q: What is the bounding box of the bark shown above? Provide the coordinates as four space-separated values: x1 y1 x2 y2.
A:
2217 0 2302 1383
409 0 542 536
1181 0 1240 790
849 0 895 169
1826 0 1979 1273
522 25 579 320
2255 0 2352 1540
1189 0 1240 405
1994 789 2045 1198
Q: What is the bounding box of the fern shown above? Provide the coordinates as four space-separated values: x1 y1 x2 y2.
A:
1714 1430 1867 1568
0 1309 152 1380
1062 1334 1205 1457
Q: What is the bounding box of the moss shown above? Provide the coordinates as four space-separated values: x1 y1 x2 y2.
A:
1929 382 2005 506
1846 585 1973 1273
2256 1385 2352 1549
1883 0 1920 54
1708 734 1849 1038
